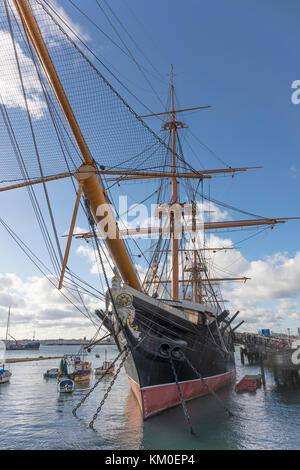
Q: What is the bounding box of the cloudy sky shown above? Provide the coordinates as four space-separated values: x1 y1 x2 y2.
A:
0 0 300 340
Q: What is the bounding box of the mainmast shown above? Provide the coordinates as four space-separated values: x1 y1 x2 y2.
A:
170 65 179 300
140 65 212 301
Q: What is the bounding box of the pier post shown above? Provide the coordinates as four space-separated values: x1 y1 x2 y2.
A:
273 366 279 386
259 355 266 388
240 347 245 365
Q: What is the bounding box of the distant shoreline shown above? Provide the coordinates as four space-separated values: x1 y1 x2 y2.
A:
41 342 114 346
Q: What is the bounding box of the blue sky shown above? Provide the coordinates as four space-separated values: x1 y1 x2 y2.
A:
0 0 300 338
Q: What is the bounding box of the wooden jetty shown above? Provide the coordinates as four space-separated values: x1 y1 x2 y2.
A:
5 356 64 363
235 332 300 389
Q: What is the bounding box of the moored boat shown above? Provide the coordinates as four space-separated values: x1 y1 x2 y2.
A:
94 350 114 375
0 319 12 384
69 359 92 383
44 368 59 379
94 361 114 376
0 365 12 385
58 378 74 393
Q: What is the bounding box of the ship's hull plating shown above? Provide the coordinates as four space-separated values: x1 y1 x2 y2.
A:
128 370 235 418
98 294 235 419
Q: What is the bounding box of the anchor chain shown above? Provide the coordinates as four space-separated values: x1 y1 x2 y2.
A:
181 351 234 417
88 346 130 429
169 353 197 436
72 347 126 416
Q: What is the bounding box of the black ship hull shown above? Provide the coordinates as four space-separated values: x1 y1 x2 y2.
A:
5 341 40 351
97 291 235 419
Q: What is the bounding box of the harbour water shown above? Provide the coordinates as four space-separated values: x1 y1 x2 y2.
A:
0 345 299 450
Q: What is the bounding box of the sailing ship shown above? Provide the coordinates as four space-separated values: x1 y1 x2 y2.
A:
5 339 40 350
0 333 11 384
5 308 40 351
0 1 298 419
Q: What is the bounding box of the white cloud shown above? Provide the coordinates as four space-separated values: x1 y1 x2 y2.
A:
31 0 90 46
0 272 101 340
62 226 88 236
0 30 47 119
0 1 90 120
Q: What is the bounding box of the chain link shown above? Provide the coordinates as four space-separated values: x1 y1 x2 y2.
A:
72 347 126 416
88 347 130 429
169 353 197 436
181 351 234 417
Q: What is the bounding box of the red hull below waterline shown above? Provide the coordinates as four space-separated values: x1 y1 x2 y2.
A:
128 369 236 419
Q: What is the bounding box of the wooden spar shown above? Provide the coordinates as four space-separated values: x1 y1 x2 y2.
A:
170 65 179 300
145 277 250 284
137 248 234 253
103 166 261 182
58 183 83 290
13 0 142 291
0 167 264 193
0 173 73 192
139 105 211 118
73 217 300 239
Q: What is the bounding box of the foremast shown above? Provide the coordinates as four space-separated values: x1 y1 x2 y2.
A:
12 0 142 291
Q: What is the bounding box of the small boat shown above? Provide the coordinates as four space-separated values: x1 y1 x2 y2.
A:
69 359 91 383
94 350 114 375
235 375 262 392
44 368 59 378
0 366 12 384
58 378 74 393
94 361 114 375
0 333 11 384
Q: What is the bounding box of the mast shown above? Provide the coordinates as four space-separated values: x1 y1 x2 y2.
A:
170 65 179 300
138 66 213 301
5 307 10 345
12 0 142 291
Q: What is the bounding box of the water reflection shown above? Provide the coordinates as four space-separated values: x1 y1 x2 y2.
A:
116 390 143 450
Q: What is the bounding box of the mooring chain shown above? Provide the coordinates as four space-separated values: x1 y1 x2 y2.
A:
88 347 130 429
181 351 234 417
169 353 197 436
72 347 126 417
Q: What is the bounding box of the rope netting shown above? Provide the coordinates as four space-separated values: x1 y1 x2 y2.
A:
0 0 175 187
